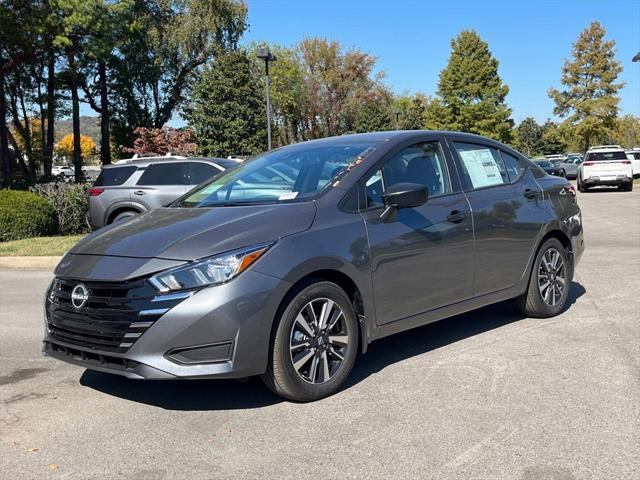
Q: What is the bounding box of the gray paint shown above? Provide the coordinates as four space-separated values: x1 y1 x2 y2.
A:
44 130 585 381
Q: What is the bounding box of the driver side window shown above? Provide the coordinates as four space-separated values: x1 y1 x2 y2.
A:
364 142 451 208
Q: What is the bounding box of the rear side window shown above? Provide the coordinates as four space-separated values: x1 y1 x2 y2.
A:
453 143 508 189
187 162 221 185
137 163 187 186
93 166 137 186
585 151 627 161
499 151 526 182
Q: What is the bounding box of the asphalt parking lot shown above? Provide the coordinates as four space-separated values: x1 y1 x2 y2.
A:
1 185 639 480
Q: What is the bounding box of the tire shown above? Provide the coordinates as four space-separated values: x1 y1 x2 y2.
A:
620 182 633 192
111 210 138 223
516 238 572 318
578 179 588 193
261 281 359 402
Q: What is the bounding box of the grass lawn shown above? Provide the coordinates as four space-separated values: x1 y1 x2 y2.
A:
0 235 85 256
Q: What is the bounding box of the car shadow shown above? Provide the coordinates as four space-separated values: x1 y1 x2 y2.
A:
80 282 586 411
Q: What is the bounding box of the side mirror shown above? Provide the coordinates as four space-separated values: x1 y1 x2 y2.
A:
380 182 428 221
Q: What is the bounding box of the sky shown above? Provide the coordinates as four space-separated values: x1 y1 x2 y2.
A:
240 0 640 124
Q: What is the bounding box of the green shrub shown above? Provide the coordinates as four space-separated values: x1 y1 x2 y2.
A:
30 182 90 235
0 190 59 241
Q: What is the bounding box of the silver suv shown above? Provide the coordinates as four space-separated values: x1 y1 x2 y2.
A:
87 156 241 229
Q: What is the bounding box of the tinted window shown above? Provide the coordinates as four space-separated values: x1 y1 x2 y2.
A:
499 151 526 181
93 166 137 186
585 151 627 161
453 143 508 189
364 142 450 208
535 160 554 168
137 163 187 186
187 162 220 185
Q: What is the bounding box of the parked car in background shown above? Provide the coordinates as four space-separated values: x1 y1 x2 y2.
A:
87 156 241 229
552 155 583 179
545 154 567 162
534 159 566 177
625 149 640 178
45 131 584 402
578 145 633 192
52 164 74 178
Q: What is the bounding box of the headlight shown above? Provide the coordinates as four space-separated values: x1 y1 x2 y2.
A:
149 243 271 293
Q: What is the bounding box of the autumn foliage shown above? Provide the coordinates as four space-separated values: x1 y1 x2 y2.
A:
55 134 97 160
122 127 198 156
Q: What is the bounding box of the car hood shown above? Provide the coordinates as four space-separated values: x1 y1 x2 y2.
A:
70 203 317 261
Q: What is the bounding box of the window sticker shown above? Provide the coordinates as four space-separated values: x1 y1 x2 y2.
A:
278 192 298 200
458 149 504 188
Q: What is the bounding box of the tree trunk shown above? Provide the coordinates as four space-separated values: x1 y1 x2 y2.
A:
0 70 11 181
68 53 83 182
98 61 111 165
44 48 55 178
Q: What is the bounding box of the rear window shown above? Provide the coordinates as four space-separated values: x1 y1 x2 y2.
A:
585 151 627 161
93 166 137 186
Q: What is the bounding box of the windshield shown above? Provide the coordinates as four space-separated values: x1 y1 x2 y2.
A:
173 141 378 208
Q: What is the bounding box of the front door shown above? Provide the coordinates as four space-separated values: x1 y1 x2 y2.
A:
360 140 474 325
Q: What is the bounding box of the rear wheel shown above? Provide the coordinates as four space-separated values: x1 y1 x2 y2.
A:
262 281 358 402
619 182 633 192
578 179 588 193
516 238 571 318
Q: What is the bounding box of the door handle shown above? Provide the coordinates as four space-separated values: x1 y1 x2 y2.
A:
133 190 146 196
446 210 468 224
523 188 538 200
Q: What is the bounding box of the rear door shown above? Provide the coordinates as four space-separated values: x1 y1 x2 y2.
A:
134 162 188 208
448 140 545 297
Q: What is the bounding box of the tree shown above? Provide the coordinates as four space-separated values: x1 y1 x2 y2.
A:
55 133 96 160
109 0 248 150
427 30 513 142
185 50 266 157
538 120 567 155
122 127 197 156
347 88 393 133
393 93 429 130
515 117 543 156
549 22 624 152
612 115 640 148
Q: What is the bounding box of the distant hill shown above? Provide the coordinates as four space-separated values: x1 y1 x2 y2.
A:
55 116 101 145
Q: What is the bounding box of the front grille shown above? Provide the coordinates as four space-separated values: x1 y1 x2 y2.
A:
46 277 189 353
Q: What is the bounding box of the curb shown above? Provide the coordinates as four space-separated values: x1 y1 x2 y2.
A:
0 256 61 270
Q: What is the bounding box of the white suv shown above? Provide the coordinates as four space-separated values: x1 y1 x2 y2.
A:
577 145 633 192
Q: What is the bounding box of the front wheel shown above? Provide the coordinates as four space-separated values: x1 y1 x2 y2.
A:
262 281 359 402
516 238 572 318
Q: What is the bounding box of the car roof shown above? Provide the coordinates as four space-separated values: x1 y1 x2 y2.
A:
586 147 625 153
104 157 228 169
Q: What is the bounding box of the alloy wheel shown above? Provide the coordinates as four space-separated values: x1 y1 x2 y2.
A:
289 298 349 384
538 248 566 306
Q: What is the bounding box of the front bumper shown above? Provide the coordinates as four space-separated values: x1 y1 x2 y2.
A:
43 270 291 380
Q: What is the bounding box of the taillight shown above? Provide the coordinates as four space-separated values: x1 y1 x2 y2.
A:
567 184 577 197
87 187 104 196
584 162 594 166
621 160 631 165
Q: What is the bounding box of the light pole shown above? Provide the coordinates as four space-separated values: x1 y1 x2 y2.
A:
257 48 277 150
394 111 401 128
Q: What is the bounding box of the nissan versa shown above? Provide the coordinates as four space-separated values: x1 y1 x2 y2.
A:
43 131 584 402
